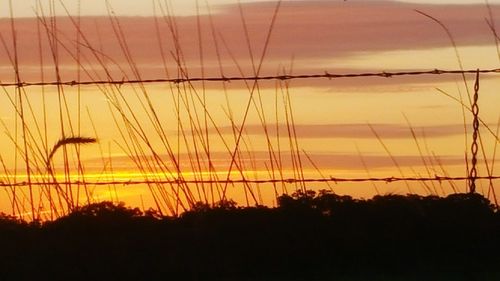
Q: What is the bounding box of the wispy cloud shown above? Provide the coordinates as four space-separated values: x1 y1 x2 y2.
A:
208 123 471 139
0 1 498 84
84 150 465 172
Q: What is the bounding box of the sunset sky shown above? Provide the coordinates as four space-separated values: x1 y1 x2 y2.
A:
0 0 499 217
2 0 500 17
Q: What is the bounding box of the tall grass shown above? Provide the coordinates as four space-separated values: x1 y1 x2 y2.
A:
0 0 498 220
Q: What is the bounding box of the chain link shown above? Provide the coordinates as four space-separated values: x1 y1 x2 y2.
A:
469 69 480 193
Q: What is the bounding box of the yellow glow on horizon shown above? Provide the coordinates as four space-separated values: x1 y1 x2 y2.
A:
315 45 500 70
1 169 287 182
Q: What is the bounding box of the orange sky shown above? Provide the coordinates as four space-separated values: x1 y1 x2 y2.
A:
0 0 499 218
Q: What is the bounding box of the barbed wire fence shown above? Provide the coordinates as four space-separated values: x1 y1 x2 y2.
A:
2 176 500 188
0 68 499 88
1 67 499 194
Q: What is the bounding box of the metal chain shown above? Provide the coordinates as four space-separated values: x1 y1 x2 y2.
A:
469 69 480 193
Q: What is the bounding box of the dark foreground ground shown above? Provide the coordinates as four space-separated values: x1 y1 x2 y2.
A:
1 191 499 281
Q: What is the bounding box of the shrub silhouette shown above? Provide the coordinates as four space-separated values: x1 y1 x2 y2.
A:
0 193 499 281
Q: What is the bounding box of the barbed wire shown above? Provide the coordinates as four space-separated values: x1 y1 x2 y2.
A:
0 68 498 189
1 175 499 187
1 68 499 88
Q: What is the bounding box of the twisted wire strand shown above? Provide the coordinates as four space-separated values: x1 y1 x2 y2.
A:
1 175 500 188
469 69 481 193
0 68 499 88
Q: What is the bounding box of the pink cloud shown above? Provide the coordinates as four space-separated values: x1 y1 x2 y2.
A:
208 123 472 139
84 150 465 172
0 1 498 84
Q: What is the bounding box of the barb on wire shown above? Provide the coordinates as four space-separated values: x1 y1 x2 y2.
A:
1 175 500 188
0 68 499 88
